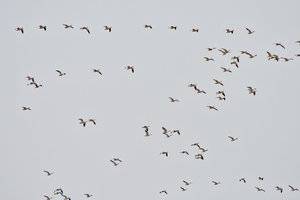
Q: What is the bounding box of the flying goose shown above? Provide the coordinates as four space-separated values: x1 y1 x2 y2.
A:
280 57 293 62
218 48 230 55
63 24 74 29
16 27 24 34
258 177 264 181
183 180 192 186
78 118 87 127
247 86 257 95
84 194 93 198
231 56 240 62
32 82 42 88
126 65 135 73
159 190 168 195
80 26 90 34
216 91 226 97
191 143 201 148
110 160 119 166
160 151 168 157
204 57 214 61
180 151 189 155
56 70 66 76
239 178 246 183
198 147 208 152
38 25 47 31
22 106 31 110
220 67 232 73
92 69 102 75
180 187 187 191
172 130 181 135
43 195 52 200
255 187 265 192
113 158 122 162
213 79 224 86
104 26 112 32
226 29 234 34
43 170 53 176
26 76 35 82
88 119 96 125
169 25 177 30
207 47 216 51
195 88 207 94
245 27 255 34
142 125 150 136
195 154 204 160
212 181 221 185
207 105 218 111
231 61 239 68
144 24 152 29
288 185 299 191
240 50 257 58
169 97 180 102
275 43 285 49
192 28 199 32
275 186 283 193
228 136 238 142
217 96 226 101
54 188 63 195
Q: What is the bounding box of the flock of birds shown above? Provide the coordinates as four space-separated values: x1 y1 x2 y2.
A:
17 23 299 200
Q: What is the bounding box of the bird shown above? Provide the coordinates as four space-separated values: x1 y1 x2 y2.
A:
56 70 66 76
239 178 246 183
104 26 112 32
126 65 135 73
88 119 96 125
169 97 179 102
280 57 293 62
144 24 152 29
212 181 221 185
198 147 208 152
180 187 187 191
159 190 168 195
142 126 150 136
180 151 189 155
226 29 234 34
110 160 119 166
195 154 204 160
80 26 90 34
160 152 168 157
26 76 35 82
258 177 264 181
92 69 102 75
275 43 285 49
255 187 265 192
207 105 218 111
54 188 63 195
162 127 170 134
213 79 224 86
38 25 47 31
172 130 181 135
216 91 226 97
63 24 74 29
231 56 240 62
217 96 226 101
183 180 192 186
16 27 24 34
43 170 53 176
247 86 257 95
218 48 230 55
43 195 52 200
169 25 177 30
220 67 232 73
288 185 299 191
275 186 283 193
231 61 239 68
84 194 93 198
240 50 257 58
228 136 238 142
78 118 87 127
113 158 122 162
22 106 31 110
192 28 199 32
195 88 207 94
204 57 214 61
245 27 255 34
191 143 201 149
32 82 43 88
207 47 216 51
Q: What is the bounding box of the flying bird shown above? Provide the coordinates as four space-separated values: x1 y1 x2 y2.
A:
180 151 189 155
192 28 199 32
88 119 96 125
183 180 192 186
160 151 169 157
245 27 255 34
43 195 52 200
159 190 168 195
213 79 224 86
104 26 112 32
217 96 226 101
169 25 177 30
144 24 152 29
80 26 90 34
218 48 230 55
195 154 204 160
169 97 180 102
78 118 87 127
231 61 239 68
63 24 74 29
110 160 119 166
255 187 265 192
258 177 264 181
239 178 246 183
172 130 181 135
204 57 214 61
247 86 257 95
84 194 93 198
216 91 226 97
280 57 293 62
16 27 24 34
207 105 218 111
288 185 299 191
228 136 238 142
180 187 187 191
226 29 234 34
207 47 216 51
56 70 66 76
113 158 122 162
126 65 135 73
220 67 232 73
43 170 53 176
38 25 47 31
92 69 102 75
231 56 240 62
275 186 283 193
275 43 285 49
212 181 221 185
22 106 31 110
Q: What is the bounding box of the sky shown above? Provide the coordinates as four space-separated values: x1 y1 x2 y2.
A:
1 0 300 199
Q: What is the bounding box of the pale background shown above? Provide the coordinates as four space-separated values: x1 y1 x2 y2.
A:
1 0 300 200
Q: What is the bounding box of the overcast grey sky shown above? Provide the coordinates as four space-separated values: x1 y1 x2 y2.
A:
2 0 300 199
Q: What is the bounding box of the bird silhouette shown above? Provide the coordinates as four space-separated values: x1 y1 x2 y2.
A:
126 65 135 73
88 119 96 125
218 48 230 55
226 29 234 34
195 154 204 160
258 177 264 181
180 187 187 191
217 96 226 101
22 106 31 110
169 97 180 102
247 86 257 95
207 47 216 51
142 126 150 136
159 190 168 195
239 178 246 183
213 79 224 86
172 130 181 135
92 69 102 75
220 67 232 73
160 152 169 157
255 187 265 192
144 24 152 29
43 195 52 200
245 27 255 34
169 26 177 30
104 26 112 32
231 61 239 68
16 27 24 34
216 91 226 97
280 57 293 62
228 136 238 142
38 25 47 31
180 151 189 155
84 194 93 198
204 57 214 61
288 185 299 191
113 158 122 162
56 70 66 76
231 56 240 62
78 118 87 127
275 186 283 193
212 181 221 185
43 170 53 176
207 105 218 111
63 24 74 29
192 28 199 32
110 160 119 166
80 26 90 34
183 180 192 186
275 43 285 49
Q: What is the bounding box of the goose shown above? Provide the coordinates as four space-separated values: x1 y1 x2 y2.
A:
126 65 135 73
218 48 230 55
104 26 112 32
258 177 264 181
84 194 93 198
220 67 232 73
142 126 150 136
92 69 102 75
88 119 96 125
180 187 187 191
56 70 66 76
192 28 199 32
280 57 293 62
204 57 214 61
43 170 53 176
26 76 35 82
78 118 87 127
240 51 257 58
245 27 255 34
169 97 179 102
195 154 204 160
212 181 221 185
207 105 218 111
288 185 299 191
22 106 31 110
207 47 216 51
195 88 207 94
63 24 74 29
110 160 119 166
216 91 225 97
80 26 90 34
172 130 181 135
43 195 52 200
32 82 42 88
191 143 201 149
247 86 257 95
198 147 208 152
217 96 226 101
239 178 246 183
113 158 122 162
54 188 63 195
228 136 238 142
275 43 285 49
183 180 192 186
231 61 239 68
169 25 177 30
38 25 47 31
213 79 224 86
144 24 152 29
160 152 168 157
231 56 240 62
255 187 265 192
226 29 234 34
275 186 283 193
16 27 24 33
180 151 189 155
159 190 167 195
